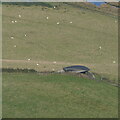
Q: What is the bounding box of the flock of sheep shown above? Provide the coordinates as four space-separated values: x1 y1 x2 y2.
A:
10 5 117 71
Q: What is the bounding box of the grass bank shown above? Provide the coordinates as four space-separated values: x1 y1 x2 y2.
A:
3 72 118 118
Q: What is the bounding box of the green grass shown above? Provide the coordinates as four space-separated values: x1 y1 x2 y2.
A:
2 3 118 82
3 72 118 118
2 3 118 118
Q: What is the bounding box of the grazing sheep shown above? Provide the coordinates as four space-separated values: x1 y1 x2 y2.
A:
19 14 21 18
57 22 59 25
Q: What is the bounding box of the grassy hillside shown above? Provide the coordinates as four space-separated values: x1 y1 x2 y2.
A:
64 2 118 16
2 3 118 82
2 2 118 16
3 72 118 118
2 3 118 118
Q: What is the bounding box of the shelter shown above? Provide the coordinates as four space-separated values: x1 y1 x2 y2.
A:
63 65 90 73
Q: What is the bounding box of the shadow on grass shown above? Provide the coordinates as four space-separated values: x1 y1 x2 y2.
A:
2 68 37 73
2 68 119 87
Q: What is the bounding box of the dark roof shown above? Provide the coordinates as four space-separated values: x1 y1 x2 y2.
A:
63 65 90 73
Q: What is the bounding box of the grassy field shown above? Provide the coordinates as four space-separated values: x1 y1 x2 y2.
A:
2 3 118 118
2 3 118 82
3 72 118 118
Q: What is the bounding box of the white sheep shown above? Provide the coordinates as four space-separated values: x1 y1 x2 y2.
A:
99 46 101 49
53 61 56 64
19 14 21 18
113 61 116 64
12 21 14 23
11 36 14 39
57 22 59 25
